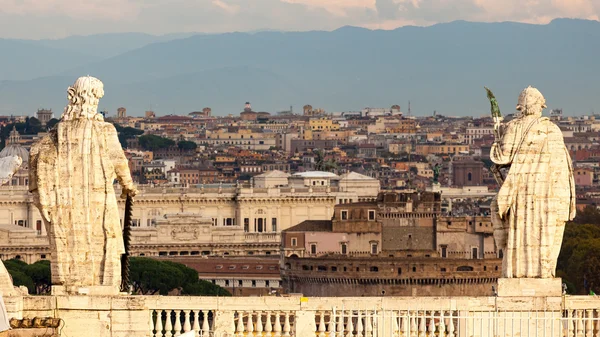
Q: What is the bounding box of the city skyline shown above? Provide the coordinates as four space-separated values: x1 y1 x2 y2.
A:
0 0 598 39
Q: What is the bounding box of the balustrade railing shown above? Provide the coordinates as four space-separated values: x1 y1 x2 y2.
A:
147 297 600 337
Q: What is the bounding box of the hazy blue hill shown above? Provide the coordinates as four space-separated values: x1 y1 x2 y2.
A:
0 39 97 81
1 19 599 116
31 32 198 59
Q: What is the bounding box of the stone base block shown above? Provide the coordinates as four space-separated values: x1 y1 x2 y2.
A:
497 278 562 297
51 285 122 296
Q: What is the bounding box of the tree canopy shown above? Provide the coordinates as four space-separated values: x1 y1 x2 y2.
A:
4 259 51 294
557 211 600 295
45 118 60 130
3 257 229 296
112 123 144 149
177 140 197 151
129 257 230 296
138 135 175 151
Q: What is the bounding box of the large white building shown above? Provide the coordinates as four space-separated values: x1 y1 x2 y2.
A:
0 171 380 263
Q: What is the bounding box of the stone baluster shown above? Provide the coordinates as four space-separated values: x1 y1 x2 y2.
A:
578 310 585 337
585 310 593 337
282 312 291 337
447 311 455 337
372 313 378 337
265 311 273 334
164 310 174 337
428 312 435 337
336 310 345 337
273 312 282 337
438 312 446 337
201 310 210 336
392 311 400 337
567 310 575 337
410 312 417 337
182 310 192 333
191 311 200 336
318 311 327 337
154 310 164 337
173 311 182 337
365 311 373 337
236 311 245 337
246 312 254 334
346 311 354 337
328 311 336 336
256 311 264 334
418 312 426 337
357 310 364 337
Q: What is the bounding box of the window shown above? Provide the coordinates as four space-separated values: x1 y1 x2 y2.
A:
291 237 298 247
341 243 347 255
371 243 378 255
36 220 42 235
370 266 379 272
252 280 257 287
368 210 376 221
310 243 317 255
244 218 249 232
441 246 447 258
471 247 479 259
272 218 277 232
468 172 472 181
265 280 270 287
238 280 243 287
341 210 348 220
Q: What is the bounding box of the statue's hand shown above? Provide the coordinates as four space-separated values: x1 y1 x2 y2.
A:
120 186 138 199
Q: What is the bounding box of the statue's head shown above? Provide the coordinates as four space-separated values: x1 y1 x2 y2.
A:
516 86 547 117
61 76 105 121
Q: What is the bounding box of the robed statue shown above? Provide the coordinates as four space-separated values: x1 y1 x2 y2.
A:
489 86 575 279
29 76 137 294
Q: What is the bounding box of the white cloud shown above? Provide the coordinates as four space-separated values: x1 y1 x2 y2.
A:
212 0 241 14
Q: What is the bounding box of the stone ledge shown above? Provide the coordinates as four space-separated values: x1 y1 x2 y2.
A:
497 278 562 297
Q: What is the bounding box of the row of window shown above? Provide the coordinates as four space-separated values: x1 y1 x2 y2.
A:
299 265 495 273
213 279 278 288
243 218 277 233
215 265 277 270
339 210 376 221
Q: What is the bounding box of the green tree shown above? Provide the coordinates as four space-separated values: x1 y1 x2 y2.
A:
138 135 175 151
45 118 60 130
572 205 600 225
129 257 230 296
177 140 197 151
557 222 600 294
112 123 144 149
24 260 51 294
4 259 39 294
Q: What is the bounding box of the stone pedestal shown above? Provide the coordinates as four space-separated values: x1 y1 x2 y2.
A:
497 278 563 297
51 285 122 296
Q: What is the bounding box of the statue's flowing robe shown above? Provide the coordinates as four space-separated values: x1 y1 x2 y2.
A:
491 115 575 278
29 120 133 289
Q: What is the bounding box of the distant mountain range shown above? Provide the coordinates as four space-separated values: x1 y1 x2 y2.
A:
1 19 599 117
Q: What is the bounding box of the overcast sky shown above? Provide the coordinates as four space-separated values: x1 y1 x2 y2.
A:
1 0 599 39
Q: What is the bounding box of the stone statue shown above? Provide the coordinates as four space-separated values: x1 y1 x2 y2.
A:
490 86 575 279
432 164 440 184
29 76 138 295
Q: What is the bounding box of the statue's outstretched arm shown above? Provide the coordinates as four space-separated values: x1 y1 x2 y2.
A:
104 123 137 198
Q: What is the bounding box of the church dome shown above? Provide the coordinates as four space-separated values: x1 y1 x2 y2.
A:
0 127 29 164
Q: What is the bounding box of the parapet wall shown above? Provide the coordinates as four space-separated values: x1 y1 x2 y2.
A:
3 294 600 337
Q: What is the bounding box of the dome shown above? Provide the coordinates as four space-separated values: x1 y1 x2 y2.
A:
0 127 29 164
0 144 29 164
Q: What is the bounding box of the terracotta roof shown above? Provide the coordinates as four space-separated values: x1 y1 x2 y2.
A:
284 220 332 232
